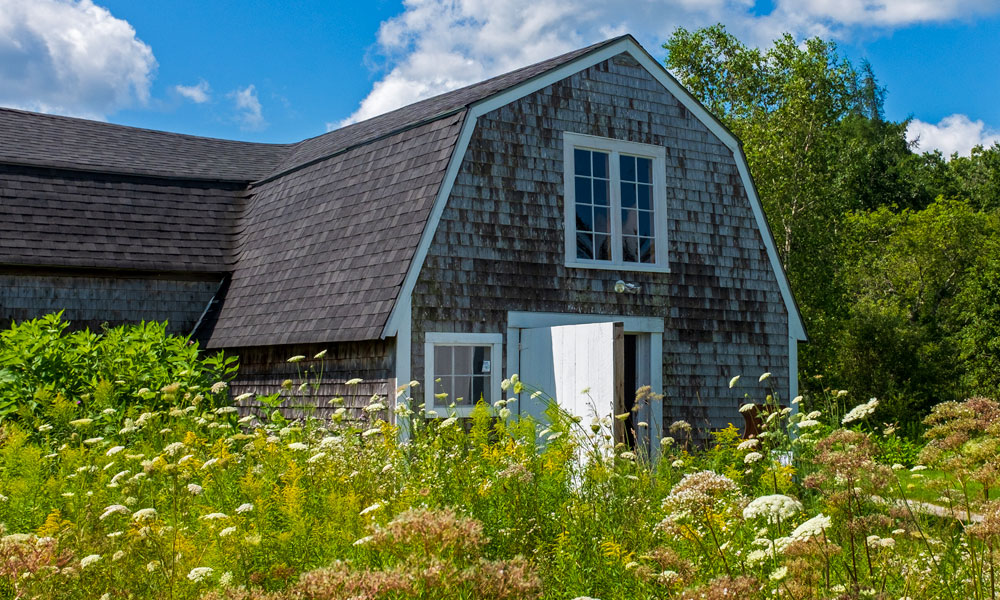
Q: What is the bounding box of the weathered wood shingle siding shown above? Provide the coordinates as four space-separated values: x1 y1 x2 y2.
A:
0 268 220 334
226 340 394 421
410 54 789 434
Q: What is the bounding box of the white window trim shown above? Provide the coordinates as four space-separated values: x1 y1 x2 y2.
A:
424 332 503 418
563 131 670 273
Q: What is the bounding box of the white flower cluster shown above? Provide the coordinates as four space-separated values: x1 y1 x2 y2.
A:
187 566 214 583
162 441 186 456
842 398 879 425
132 508 157 521
662 471 740 521
80 554 101 569
788 513 831 541
867 534 895 548
99 505 130 521
743 494 804 521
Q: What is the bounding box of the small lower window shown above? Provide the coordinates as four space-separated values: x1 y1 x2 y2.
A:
433 345 492 406
424 332 503 417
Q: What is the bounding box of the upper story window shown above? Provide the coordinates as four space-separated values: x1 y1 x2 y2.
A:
563 132 669 272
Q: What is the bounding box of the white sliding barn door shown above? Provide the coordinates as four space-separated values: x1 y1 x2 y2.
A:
517 321 625 442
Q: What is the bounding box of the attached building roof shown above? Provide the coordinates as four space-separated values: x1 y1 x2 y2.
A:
0 107 290 182
201 112 465 346
0 163 244 273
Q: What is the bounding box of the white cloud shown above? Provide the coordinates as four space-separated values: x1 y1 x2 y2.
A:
174 80 210 104
0 0 156 119
229 84 264 130
336 0 751 127
335 0 1000 129
773 0 999 28
906 114 1000 158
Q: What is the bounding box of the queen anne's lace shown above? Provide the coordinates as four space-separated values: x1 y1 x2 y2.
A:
842 398 879 425
742 494 803 521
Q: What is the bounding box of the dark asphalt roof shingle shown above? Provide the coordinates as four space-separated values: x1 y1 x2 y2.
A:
0 108 291 181
0 164 244 272
200 112 465 347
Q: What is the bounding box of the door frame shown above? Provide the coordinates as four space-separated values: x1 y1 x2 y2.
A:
506 311 665 459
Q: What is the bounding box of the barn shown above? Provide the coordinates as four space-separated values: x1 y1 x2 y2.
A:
0 35 806 451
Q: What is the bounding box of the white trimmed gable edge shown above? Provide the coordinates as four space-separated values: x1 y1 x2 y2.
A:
381 36 807 343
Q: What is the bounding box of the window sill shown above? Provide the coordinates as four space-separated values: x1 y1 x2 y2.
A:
564 260 671 274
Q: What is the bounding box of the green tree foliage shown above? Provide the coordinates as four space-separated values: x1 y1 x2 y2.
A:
663 25 920 375
664 25 1000 427
0 313 238 427
835 200 999 420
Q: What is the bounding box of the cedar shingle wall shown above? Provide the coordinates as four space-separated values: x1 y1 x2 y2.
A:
411 54 789 435
226 341 394 421
0 270 220 334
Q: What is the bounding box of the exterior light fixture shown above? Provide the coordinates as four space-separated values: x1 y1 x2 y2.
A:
614 280 641 294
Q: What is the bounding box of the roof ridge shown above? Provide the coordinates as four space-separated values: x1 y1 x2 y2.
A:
301 34 631 143
266 34 631 178
0 105 293 148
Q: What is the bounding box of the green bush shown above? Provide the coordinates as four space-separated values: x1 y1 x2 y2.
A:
873 428 923 466
0 313 237 434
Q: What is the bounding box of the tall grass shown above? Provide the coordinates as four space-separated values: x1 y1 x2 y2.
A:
2 316 1000 599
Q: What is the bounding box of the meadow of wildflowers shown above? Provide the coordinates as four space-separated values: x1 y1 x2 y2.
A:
2 316 1000 599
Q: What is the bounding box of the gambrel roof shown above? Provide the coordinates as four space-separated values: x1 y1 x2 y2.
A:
0 35 806 347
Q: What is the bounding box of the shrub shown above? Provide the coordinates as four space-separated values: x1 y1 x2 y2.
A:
0 313 237 433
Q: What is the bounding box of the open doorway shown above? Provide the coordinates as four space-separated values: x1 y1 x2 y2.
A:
506 311 664 459
623 333 652 452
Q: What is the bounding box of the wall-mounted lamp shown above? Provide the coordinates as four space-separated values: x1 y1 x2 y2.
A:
614 280 641 294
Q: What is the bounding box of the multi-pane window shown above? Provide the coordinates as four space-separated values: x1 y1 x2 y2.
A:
564 132 668 271
619 155 655 264
573 148 611 261
424 333 503 418
432 345 492 407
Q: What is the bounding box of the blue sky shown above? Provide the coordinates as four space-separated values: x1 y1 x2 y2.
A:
1 0 998 156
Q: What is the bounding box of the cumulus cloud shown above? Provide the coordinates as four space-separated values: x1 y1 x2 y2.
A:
0 0 156 119
174 80 210 104
907 114 1000 158
335 0 763 127
229 84 265 130
753 0 1000 40
775 0 999 28
335 0 1000 128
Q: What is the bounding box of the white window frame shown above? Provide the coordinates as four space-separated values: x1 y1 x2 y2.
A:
563 132 669 273
424 332 503 418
